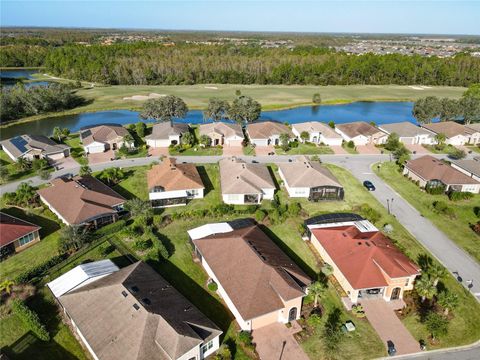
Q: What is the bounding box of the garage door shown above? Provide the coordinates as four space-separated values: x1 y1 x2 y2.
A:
400 137 415 145
227 140 243 147
87 144 107 154
47 152 66 160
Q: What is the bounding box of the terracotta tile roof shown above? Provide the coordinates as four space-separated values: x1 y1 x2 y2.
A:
0 135 69 159
58 262 221 360
336 122 386 138
147 158 204 191
80 124 130 146
145 122 189 140
311 225 419 289
199 122 243 139
421 121 467 138
192 221 311 320
246 121 293 139
292 122 342 139
0 212 41 247
379 122 433 137
405 155 479 185
278 156 342 188
219 157 275 195
37 176 125 225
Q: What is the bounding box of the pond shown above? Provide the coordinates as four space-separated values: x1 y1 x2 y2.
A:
0 68 51 89
0 101 417 140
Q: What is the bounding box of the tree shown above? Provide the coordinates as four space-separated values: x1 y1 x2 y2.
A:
52 127 70 142
39 169 50 180
32 158 48 171
15 182 37 207
434 133 447 148
300 131 310 142
449 148 466 160
0 167 10 183
412 97 442 124
99 167 124 185
459 95 480 124
425 313 449 341
463 83 480 99
312 93 322 104
58 226 89 253
135 122 146 137
328 121 335 129
321 263 334 277
181 132 195 146
437 290 459 316
426 263 447 287
0 279 15 295
228 96 261 125
139 95 188 125
279 133 290 151
393 145 410 165
123 133 135 148
439 98 460 122
203 98 230 122
199 134 211 147
79 165 92 176
15 157 31 172
415 276 437 302
323 308 342 353
308 281 325 308
384 133 401 151
124 198 153 218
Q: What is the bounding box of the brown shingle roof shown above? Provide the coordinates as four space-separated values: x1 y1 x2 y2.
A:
0 212 40 247
405 155 480 185
37 176 125 225
219 157 275 195
451 159 480 178
145 122 189 140
247 121 293 139
421 121 467 138
59 262 221 360
336 122 385 138
292 122 342 139
379 122 433 137
80 124 130 146
278 156 342 188
147 158 204 191
192 222 310 320
199 122 243 139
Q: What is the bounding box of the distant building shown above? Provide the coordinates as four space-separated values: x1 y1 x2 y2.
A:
0 134 70 162
0 212 41 255
451 158 480 182
421 122 470 146
246 121 293 147
335 122 387 146
464 123 480 145
80 124 133 154
378 122 436 145
198 122 244 147
145 122 190 148
292 122 343 146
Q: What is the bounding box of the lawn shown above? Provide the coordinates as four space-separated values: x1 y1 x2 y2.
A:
0 150 48 184
342 143 358 154
423 144 460 156
466 145 480 154
169 145 223 156
243 144 256 156
274 142 334 155
374 161 480 263
64 135 88 165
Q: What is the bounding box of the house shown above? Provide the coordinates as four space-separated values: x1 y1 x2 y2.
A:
198 122 244 147
464 123 480 145
305 213 420 304
378 122 436 145
147 158 204 208
80 124 133 154
403 155 480 193
0 134 70 162
145 122 190 148
37 175 126 228
450 158 480 182
0 212 41 255
219 157 275 204
246 121 294 147
278 156 344 200
47 260 222 360
189 220 311 330
335 122 388 146
421 121 469 146
291 122 343 146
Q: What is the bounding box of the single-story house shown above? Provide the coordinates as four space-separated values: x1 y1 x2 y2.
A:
335 122 388 146
378 122 436 145
0 212 41 255
37 175 126 228
189 220 311 331
145 122 190 148
421 121 469 146
0 134 70 162
246 121 294 147
80 124 133 154
147 157 205 208
292 122 343 146
305 213 420 304
47 260 222 360
278 156 344 200
464 123 480 145
219 157 276 204
403 155 480 193
450 158 480 182
198 122 244 147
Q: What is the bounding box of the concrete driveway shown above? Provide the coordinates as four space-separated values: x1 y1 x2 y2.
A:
50 156 79 171
88 150 115 164
331 145 348 154
405 143 430 154
357 143 381 154
148 147 169 158
255 145 275 156
252 322 309 360
222 145 244 157
361 299 419 355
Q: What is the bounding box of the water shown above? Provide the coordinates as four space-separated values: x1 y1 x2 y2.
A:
0 101 416 140
0 69 51 89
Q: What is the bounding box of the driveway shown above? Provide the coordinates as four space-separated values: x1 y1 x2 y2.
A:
222 145 244 157
88 150 115 164
405 143 430 154
330 145 348 154
252 322 309 360
50 156 79 171
356 143 381 154
255 145 275 156
361 299 419 355
148 147 169 158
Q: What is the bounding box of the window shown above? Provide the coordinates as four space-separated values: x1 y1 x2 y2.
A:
187 189 199 197
202 340 213 354
18 232 35 246
405 278 409 286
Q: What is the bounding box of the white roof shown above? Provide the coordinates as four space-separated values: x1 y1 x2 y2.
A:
307 220 378 233
187 222 233 240
47 259 119 298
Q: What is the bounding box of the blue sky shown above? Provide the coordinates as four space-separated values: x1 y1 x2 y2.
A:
1 1 479 35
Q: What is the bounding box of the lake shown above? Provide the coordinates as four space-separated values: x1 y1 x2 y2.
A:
0 68 51 89
0 101 416 140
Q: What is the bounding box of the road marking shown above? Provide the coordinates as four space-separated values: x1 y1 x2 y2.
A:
362 172 373 174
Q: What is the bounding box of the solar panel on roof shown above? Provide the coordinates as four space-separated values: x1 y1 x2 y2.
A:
81 130 92 139
304 213 364 226
10 136 29 153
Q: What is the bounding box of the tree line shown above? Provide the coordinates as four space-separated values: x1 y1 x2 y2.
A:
1 42 479 86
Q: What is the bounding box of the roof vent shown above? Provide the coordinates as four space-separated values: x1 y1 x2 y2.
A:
133 303 140 311
121 290 128 297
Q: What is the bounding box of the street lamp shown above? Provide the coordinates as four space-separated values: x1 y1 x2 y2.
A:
387 198 394 215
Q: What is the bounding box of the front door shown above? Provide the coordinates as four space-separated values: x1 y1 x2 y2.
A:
391 287 401 300
288 307 297 322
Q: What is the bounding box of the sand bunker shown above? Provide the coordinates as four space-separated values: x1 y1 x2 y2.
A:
123 93 166 101
408 85 432 91
204 86 218 90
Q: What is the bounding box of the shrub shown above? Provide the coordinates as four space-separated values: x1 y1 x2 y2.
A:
254 209 266 222
472 221 480 235
208 281 218 292
15 254 68 284
474 206 480 218
347 140 355 149
95 220 126 237
214 344 232 360
237 331 254 348
328 121 335 129
100 244 115 257
432 201 456 218
425 312 449 340
288 202 302 217
358 204 381 223
307 314 322 327
290 140 299 148
133 238 153 251
11 299 50 341
448 191 474 201
426 183 446 195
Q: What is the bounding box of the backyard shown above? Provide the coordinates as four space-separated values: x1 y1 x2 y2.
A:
274 142 334 155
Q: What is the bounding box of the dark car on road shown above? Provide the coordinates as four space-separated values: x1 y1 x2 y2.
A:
387 341 396 356
363 180 376 191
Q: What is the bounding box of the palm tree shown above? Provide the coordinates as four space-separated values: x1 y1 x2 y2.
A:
427 263 447 286
0 166 10 183
16 182 37 207
59 226 89 253
434 133 447 148
124 198 153 218
0 279 15 294
79 165 92 176
415 276 437 303
308 281 325 308
100 167 124 185
15 157 31 172
437 291 459 316
123 133 135 148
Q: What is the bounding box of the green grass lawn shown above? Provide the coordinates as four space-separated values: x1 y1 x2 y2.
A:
423 144 460 155
64 135 88 166
169 145 223 156
374 161 480 263
466 145 480 154
243 144 256 156
0 150 46 184
342 143 358 154
274 142 334 155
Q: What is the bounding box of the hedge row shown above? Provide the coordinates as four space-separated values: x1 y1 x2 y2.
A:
11 299 50 341
14 253 68 284
169 204 257 220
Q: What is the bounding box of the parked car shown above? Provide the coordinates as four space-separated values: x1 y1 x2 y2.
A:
268 152 275 155
387 341 396 356
363 180 376 191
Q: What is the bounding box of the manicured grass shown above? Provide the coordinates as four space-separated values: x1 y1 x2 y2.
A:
342 143 358 154
64 135 88 165
242 144 256 156
423 144 459 155
466 145 480 154
274 142 334 155
169 146 223 156
374 161 480 263
112 166 149 200
0 150 49 184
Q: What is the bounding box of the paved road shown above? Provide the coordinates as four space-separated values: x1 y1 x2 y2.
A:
385 341 480 360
